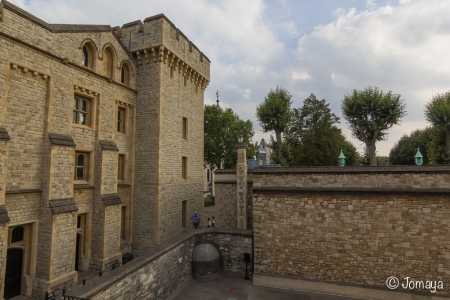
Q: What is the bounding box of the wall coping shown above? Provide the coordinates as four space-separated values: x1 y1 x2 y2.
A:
249 165 450 174
253 187 450 195
65 228 252 298
215 169 236 174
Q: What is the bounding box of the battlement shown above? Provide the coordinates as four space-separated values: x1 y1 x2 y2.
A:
118 13 210 85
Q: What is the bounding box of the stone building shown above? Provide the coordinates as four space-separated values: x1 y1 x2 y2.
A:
0 1 209 298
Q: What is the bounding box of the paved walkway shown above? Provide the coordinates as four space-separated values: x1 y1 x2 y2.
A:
169 271 360 300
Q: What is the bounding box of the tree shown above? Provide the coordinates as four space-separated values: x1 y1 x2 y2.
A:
204 105 255 169
268 135 295 166
389 128 433 165
341 86 406 166
256 86 292 165
427 126 450 164
424 92 450 155
286 94 359 166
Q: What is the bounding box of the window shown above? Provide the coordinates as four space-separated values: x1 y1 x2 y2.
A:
75 152 89 182
81 42 96 70
121 206 127 240
121 63 131 86
182 117 188 140
11 226 24 244
73 96 90 126
182 156 187 180
207 169 210 183
118 154 125 181
103 46 115 78
82 47 89 67
181 200 187 229
117 107 126 133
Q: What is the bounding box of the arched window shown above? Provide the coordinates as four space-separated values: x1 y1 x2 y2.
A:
103 46 115 78
81 41 96 70
121 62 131 86
11 226 24 243
75 152 89 181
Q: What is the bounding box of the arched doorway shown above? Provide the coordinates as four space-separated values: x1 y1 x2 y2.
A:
4 248 24 299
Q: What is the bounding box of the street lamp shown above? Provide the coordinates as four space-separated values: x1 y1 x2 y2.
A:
338 149 346 167
415 148 423 166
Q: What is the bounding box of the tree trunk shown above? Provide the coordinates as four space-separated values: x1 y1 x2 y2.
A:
368 141 377 166
275 130 283 165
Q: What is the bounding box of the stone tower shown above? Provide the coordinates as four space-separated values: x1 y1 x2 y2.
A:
117 15 210 250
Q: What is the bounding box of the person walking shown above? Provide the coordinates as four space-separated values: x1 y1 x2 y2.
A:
207 218 211 227
212 216 215 228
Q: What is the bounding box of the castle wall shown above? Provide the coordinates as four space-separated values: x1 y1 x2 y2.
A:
64 229 252 300
252 166 450 297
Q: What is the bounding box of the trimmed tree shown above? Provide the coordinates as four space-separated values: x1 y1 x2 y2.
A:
256 86 292 165
341 86 406 166
424 92 450 155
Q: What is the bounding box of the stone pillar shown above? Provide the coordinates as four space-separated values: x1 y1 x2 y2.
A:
236 142 247 229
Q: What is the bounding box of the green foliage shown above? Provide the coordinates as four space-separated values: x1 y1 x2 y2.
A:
341 86 406 165
256 86 293 164
268 135 295 166
204 105 254 169
339 137 360 166
283 94 359 166
424 92 450 153
428 126 450 164
389 128 433 165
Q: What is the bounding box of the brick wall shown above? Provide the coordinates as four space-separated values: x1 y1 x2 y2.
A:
252 166 450 296
65 229 251 299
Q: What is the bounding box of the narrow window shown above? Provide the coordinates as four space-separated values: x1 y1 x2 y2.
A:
121 206 127 240
182 157 187 180
82 46 89 67
207 169 210 183
117 107 126 133
118 154 125 181
121 63 131 85
181 200 187 229
103 47 115 78
184 76 187 87
75 152 89 181
182 117 188 140
73 96 89 126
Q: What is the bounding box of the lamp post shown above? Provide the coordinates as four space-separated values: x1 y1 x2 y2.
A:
338 149 346 167
415 148 423 166
191 213 201 229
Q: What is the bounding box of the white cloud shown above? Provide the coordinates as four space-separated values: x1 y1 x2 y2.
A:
292 71 310 81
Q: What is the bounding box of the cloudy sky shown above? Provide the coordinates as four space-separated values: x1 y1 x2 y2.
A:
10 0 450 156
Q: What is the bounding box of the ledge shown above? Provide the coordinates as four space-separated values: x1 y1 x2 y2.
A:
74 184 95 190
118 182 132 187
48 133 76 146
214 180 237 184
49 198 78 214
253 186 450 195
99 140 119 151
0 127 10 140
0 206 10 222
102 193 122 206
249 165 450 174
6 188 43 195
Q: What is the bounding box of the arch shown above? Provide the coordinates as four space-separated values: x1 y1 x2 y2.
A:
120 61 133 86
11 226 24 243
102 44 117 79
80 39 98 70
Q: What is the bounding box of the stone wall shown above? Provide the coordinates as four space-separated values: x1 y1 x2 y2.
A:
252 166 450 297
65 229 251 300
214 170 237 229
195 229 252 273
